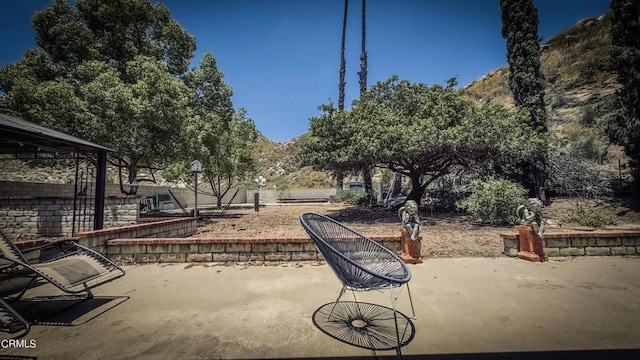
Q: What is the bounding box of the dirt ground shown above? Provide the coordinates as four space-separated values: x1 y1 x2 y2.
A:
191 198 640 258
192 204 513 258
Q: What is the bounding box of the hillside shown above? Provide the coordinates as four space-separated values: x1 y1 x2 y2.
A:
463 12 630 182
464 13 618 126
255 134 334 189
1 12 628 190
270 13 626 189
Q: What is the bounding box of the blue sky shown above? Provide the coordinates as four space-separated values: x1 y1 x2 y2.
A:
1 0 611 143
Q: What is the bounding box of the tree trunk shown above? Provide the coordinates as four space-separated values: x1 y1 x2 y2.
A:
335 170 344 196
392 172 402 196
406 173 423 207
217 197 222 209
118 157 138 195
128 161 138 184
363 167 374 206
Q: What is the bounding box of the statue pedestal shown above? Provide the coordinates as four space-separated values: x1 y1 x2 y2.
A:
516 225 547 262
399 228 423 264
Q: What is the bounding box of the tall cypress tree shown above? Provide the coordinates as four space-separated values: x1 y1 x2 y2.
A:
500 0 548 200
500 0 547 132
610 0 640 190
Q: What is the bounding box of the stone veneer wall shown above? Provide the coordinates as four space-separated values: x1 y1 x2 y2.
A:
105 236 402 263
0 196 138 240
501 230 640 257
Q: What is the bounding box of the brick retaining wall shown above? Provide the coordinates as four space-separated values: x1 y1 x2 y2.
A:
500 230 640 257
106 236 402 263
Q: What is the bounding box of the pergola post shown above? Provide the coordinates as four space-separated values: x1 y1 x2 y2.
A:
94 149 107 230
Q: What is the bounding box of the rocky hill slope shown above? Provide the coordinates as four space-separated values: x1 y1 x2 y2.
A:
265 12 624 188
463 12 628 180
255 134 334 189
464 13 618 129
2 12 626 189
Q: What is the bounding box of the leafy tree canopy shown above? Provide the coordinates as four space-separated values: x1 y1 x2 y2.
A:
301 76 547 205
164 53 259 207
33 0 195 75
0 0 196 184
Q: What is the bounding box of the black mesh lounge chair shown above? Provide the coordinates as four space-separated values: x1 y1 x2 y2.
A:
0 228 125 338
300 212 415 357
0 297 30 339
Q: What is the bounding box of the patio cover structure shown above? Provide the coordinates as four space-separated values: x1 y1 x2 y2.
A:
0 112 113 230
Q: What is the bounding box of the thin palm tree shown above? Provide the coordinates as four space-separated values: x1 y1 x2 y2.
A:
338 0 348 111
358 0 375 206
357 0 367 95
335 0 349 194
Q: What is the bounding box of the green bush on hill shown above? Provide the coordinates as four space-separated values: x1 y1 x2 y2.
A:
457 178 527 225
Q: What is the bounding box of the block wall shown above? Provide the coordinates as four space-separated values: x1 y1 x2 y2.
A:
106 236 402 264
0 196 138 239
501 231 640 257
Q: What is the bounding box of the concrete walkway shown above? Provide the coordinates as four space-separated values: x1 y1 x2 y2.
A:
2 257 639 359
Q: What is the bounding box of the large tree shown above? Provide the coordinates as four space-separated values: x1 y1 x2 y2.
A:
80 56 191 185
302 76 547 206
33 0 194 76
500 0 549 199
0 0 196 185
203 109 259 208
609 0 640 190
165 52 259 208
300 102 359 178
1 49 96 140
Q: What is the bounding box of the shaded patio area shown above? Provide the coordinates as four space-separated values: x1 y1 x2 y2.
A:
1 257 639 359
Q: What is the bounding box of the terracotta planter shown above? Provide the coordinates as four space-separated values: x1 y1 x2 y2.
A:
515 225 547 262
399 228 423 264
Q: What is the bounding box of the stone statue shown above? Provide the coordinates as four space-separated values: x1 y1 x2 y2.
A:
516 198 545 238
398 200 421 241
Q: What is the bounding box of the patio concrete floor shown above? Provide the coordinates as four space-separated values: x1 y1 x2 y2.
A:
2 257 639 360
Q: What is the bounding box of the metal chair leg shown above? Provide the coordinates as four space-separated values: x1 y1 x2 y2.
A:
406 283 416 320
327 285 347 320
389 283 403 359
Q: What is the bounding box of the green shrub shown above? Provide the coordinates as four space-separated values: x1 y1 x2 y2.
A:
339 189 365 205
457 178 527 225
562 203 617 227
425 179 469 213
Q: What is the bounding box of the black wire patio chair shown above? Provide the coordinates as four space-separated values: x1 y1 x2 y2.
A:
300 212 415 357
